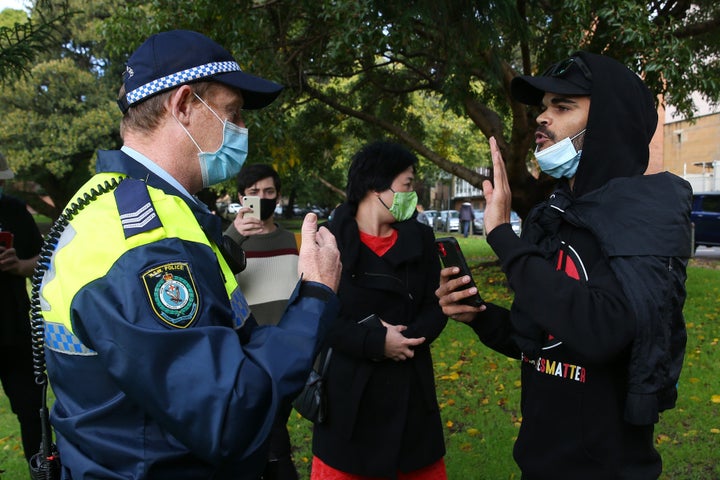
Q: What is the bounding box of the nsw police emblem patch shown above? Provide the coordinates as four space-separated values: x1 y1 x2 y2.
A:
141 262 199 328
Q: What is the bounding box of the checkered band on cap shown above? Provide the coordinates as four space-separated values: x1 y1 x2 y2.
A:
126 60 241 105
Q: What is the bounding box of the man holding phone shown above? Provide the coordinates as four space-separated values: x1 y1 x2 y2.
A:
436 52 691 478
0 153 43 463
224 163 301 480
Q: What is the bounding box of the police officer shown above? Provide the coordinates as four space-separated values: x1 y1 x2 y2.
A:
38 30 341 479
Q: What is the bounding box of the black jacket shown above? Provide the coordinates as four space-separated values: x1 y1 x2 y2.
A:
468 52 691 479
562 173 691 426
0 194 43 345
312 202 447 478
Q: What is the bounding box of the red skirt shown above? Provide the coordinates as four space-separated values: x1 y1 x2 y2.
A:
310 455 447 480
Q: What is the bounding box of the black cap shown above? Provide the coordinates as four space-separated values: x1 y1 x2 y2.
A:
118 30 283 113
511 56 593 105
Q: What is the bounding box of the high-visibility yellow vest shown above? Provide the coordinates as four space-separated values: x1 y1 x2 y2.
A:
40 173 243 351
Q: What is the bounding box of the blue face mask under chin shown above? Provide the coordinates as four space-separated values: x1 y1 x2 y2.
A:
534 129 585 179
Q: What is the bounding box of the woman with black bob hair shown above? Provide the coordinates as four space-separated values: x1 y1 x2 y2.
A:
311 141 448 479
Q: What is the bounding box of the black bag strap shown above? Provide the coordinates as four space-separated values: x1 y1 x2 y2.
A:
319 347 333 376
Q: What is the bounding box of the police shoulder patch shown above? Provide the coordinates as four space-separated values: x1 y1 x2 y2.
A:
141 262 199 328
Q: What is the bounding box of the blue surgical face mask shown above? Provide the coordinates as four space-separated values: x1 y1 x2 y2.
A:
175 93 249 188
534 129 585 179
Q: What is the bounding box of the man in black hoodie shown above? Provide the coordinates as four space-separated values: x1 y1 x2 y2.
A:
436 52 692 479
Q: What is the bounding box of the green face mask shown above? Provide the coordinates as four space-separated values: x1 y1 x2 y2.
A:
384 189 418 222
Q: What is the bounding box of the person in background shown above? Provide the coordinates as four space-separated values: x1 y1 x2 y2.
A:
458 201 474 238
37 30 341 479
196 187 219 214
224 163 300 480
0 153 43 462
415 203 428 226
436 52 691 479
311 141 448 480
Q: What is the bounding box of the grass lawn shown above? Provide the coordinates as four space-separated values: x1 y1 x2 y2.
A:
1 235 718 479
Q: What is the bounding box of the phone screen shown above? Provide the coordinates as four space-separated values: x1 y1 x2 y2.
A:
0 231 14 249
435 237 484 307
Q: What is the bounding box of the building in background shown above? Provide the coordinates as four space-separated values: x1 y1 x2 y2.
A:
664 95 720 192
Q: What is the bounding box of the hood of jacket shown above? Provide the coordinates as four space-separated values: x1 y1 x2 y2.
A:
571 52 658 198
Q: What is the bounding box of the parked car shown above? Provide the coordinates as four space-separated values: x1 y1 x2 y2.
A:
291 204 329 218
226 203 242 215
422 209 439 228
692 192 720 250
435 210 460 232
472 209 484 235
472 209 521 236
510 211 522 236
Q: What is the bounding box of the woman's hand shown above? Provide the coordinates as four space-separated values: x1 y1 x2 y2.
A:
382 322 425 361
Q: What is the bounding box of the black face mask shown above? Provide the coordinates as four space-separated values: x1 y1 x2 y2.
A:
260 198 277 220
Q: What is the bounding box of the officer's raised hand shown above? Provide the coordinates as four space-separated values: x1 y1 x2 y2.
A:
298 213 341 292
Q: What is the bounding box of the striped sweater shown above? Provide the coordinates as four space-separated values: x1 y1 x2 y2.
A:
224 223 299 325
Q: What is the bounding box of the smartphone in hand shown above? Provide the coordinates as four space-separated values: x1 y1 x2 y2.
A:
357 313 383 328
241 196 261 220
435 237 484 307
0 231 14 249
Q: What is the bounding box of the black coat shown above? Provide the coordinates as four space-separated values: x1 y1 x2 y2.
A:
312 203 448 478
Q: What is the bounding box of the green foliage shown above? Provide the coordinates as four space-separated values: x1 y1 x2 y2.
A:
1 0 718 222
0 0 124 218
102 0 720 216
0 57 121 218
0 2 72 86
0 7 28 28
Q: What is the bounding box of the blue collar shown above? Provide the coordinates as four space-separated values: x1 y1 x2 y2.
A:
95 149 222 244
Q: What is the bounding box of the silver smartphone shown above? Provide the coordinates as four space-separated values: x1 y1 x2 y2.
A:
241 196 261 219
